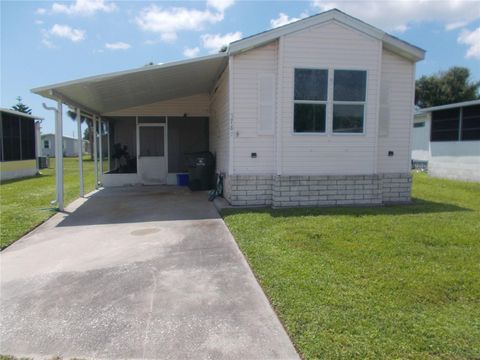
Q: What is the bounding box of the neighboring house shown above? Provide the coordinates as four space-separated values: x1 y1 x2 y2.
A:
0 108 43 181
412 100 480 182
32 9 425 207
41 133 87 157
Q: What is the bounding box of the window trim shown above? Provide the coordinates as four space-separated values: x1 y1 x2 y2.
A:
331 69 367 135
293 68 329 135
291 67 369 136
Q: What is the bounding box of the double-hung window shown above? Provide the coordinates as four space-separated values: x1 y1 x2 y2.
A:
293 69 328 133
333 70 367 133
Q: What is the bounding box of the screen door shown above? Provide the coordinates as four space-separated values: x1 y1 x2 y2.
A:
138 124 167 184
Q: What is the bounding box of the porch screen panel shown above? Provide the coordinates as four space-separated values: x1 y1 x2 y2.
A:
168 117 209 173
140 126 164 157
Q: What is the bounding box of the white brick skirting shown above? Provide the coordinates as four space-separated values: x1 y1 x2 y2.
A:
223 173 411 207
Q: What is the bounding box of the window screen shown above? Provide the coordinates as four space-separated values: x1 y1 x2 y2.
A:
431 108 460 141
294 69 328 101
21 118 35 160
139 126 164 157
2 114 21 161
461 105 480 141
334 70 367 101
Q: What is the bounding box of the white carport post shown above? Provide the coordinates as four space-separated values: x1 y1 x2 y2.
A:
93 115 98 189
98 118 103 184
56 101 64 211
77 108 84 197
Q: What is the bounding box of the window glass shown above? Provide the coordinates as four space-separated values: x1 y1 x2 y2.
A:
294 69 328 101
431 108 459 141
44 140 49 148
334 70 367 101
333 104 364 133
294 104 326 133
461 105 480 141
414 122 425 128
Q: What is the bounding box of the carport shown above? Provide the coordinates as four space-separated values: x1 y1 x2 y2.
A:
31 53 227 210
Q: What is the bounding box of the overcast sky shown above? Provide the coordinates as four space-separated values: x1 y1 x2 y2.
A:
1 0 479 136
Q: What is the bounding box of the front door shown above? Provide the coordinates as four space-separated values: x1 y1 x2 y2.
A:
138 124 167 184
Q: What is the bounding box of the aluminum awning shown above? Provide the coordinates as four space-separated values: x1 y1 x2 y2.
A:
31 53 228 115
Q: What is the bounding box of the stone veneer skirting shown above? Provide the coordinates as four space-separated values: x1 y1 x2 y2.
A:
224 173 412 207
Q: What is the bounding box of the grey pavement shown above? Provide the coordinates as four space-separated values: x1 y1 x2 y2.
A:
0 186 299 359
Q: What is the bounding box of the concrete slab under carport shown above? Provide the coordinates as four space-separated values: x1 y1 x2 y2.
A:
0 186 299 359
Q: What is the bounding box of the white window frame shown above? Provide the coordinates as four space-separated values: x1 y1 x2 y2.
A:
331 69 368 136
293 68 329 135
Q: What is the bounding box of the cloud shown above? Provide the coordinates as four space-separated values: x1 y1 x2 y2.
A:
42 24 86 47
201 32 242 53
311 0 480 33
183 46 200 58
135 5 224 43
207 0 235 12
270 12 308 28
105 41 131 50
458 26 480 59
36 8 46 15
35 20 44 25
446 21 469 31
51 0 116 16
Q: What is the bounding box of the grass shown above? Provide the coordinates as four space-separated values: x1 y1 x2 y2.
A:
223 173 480 359
0 157 95 249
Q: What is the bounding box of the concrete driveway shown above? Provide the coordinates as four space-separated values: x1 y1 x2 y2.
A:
0 186 298 359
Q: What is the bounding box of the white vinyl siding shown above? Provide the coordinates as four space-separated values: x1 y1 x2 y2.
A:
102 94 210 117
377 49 415 173
210 68 230 174
232 41 277 174
257 73 275 135
280 21 382 175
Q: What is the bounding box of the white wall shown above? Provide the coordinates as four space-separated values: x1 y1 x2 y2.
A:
411 114 430 161
279 21 382 175
209 68 230 174
232 42 277 174
428 141 480 181
103 94 210 117
377 49 415 173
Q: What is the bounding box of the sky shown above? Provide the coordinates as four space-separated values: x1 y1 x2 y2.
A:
1 0 479 137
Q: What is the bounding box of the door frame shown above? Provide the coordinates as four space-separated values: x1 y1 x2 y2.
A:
136 120 168 184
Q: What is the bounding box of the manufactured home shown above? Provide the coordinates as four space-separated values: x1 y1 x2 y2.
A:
412 100 480 182
32 9 425 207
0 108 43 181
41 133 89 157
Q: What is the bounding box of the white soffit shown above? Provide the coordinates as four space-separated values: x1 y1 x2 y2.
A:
31 54 228 114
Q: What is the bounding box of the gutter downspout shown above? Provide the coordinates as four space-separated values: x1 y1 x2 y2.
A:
43 102 64 211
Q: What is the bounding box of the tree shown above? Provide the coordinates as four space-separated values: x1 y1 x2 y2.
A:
12 96 32 114
415 67 480 108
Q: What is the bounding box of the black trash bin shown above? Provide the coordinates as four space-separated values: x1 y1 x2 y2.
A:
187 152 214 191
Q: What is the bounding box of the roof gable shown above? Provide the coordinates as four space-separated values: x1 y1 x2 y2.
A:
229 9 425 62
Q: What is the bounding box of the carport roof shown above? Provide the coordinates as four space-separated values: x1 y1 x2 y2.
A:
31 53 228 115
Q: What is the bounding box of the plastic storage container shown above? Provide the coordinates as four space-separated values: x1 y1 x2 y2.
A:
176 173 189 186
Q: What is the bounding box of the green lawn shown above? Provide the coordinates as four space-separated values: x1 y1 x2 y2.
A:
223 173 480 359
0 157 95 249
